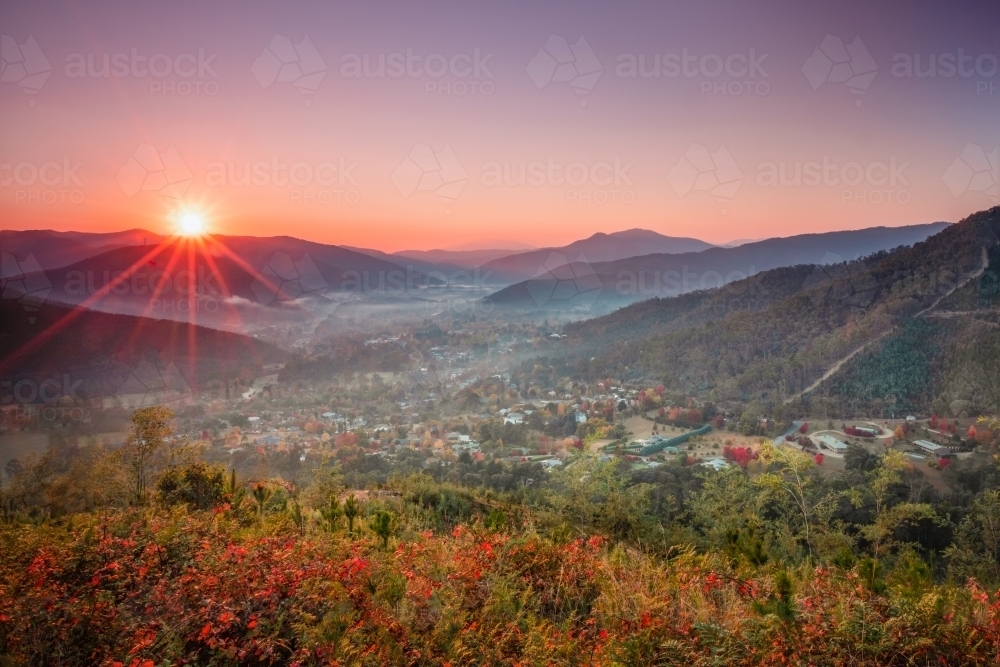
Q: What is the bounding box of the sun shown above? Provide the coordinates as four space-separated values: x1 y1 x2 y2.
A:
177 212 206 237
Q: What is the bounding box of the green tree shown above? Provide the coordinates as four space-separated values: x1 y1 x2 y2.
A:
946 488 1000 583
756 443 839 561
344 494 360 534
252 482 272 522
321 496 343 532
122 406 173 506
156 462 225 510
371 509 395 550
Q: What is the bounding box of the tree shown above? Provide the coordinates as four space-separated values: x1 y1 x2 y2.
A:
948 488 1000 582
156 462 225 510
844 443 879 472
321 496 343 532
371 509 395 550
224 469 247 518
252 482 272 521
288 495 305 535
344 494 360 534
855 450 942 560
122 406 173 506
756 443 837 561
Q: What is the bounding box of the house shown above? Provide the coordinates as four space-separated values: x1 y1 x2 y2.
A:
699 458 731 470
504 412 524 425
914 440 951 457
815 435 848 452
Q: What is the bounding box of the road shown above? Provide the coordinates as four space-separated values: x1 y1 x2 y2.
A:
786 246 991 403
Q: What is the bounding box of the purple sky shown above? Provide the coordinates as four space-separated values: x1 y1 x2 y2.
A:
1 0 998 249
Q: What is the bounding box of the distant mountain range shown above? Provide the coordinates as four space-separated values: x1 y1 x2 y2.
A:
485 222 950 309
1 222 957 334
4 235 428 326
354 229 711 274
388 248 526 271
477 229 715 283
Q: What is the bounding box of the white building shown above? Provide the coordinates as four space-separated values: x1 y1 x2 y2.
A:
914 440 949 456
699 458 731 470
815 435 848 452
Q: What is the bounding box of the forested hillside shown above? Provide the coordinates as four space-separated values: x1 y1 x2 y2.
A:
552 207 1000 415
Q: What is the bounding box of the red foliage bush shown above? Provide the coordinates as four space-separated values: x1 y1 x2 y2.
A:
2 509 1000 666
722 445 757 468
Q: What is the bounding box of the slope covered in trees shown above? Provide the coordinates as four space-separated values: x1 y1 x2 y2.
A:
554 207 999 413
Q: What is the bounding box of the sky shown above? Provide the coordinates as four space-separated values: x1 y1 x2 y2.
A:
1 0 999 251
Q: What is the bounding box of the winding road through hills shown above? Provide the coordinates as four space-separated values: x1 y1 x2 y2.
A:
785 247 991 404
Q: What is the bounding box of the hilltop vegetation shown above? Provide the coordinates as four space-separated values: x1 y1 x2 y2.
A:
4 408 1000 664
